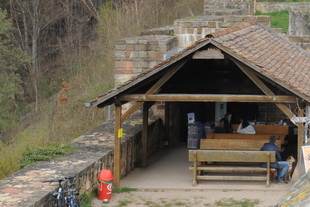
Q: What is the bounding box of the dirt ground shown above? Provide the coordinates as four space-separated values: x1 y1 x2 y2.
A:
92 188 287 207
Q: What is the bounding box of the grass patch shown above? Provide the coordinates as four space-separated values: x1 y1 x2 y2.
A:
215 198 260 207
79 190 97 207
112 187 137 193
19 145 75 168
117 199 132 207
255 10 289 33
175 201 186 206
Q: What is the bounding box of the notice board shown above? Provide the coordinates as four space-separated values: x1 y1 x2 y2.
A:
302 146 310 173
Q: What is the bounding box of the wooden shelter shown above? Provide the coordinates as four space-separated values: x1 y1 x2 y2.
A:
88 21 310 187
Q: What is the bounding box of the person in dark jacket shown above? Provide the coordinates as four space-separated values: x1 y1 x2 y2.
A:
260 136 289 183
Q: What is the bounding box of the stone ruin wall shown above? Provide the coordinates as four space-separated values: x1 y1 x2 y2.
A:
256 1 310 52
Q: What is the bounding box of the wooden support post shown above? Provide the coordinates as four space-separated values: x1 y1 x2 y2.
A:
297 108 305 177
165 102 170 146
114 105 121 188
142 103 149 167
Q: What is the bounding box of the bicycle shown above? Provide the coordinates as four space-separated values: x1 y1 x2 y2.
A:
42 176 80 207
42 178 66 207
65 176 80 207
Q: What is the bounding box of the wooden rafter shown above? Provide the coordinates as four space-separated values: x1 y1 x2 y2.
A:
232 60 295 118
119 94 297 103
120 59 187 124
113 105 121 188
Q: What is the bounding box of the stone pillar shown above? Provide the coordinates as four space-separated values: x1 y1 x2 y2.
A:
114 35 177 88
114 35 177 114
289 10 310 36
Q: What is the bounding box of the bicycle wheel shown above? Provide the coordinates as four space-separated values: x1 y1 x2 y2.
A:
73 198 80 207
55 194 66 207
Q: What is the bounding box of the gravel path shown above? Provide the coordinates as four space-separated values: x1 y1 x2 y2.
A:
92 188 287 207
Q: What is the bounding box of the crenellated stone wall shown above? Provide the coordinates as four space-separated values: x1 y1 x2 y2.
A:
174 15 270 48
204 0 256 16
256 2 310 14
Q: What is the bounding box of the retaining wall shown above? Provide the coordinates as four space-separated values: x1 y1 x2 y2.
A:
0 111 165 206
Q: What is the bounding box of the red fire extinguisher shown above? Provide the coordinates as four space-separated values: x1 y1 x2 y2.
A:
98 170 113 203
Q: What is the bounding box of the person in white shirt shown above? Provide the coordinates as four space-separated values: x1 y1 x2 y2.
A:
237 118 256 134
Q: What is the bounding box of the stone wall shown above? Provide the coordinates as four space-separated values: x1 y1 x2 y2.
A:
288 10 310 36
0 112 166 206
256 2 310 13
174 15 270 48
114 35 177 88
284 35 310 53
204 0 256 15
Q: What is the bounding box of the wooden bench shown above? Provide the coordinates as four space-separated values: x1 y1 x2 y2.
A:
207 133 284 144
200 139 281 151
232 124 289 144
189 150 276 187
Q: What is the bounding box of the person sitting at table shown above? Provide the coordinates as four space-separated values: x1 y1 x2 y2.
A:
260 136 289 184
237 118 256 134
214 113 233 133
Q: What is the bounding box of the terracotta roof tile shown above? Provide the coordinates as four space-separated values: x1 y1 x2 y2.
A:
211 22 310 100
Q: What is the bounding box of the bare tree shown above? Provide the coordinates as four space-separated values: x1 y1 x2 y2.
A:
10 0 64 111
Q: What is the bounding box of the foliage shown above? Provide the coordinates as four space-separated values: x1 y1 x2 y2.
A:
0 9 30 134
112 187 137 193
80 190 97 207
255 10 289 33
19 145 74 168
0 0 204 179
215 198 260 207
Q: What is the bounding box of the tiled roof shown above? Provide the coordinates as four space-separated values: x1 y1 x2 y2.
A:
91 21 310 107
210 21 310 100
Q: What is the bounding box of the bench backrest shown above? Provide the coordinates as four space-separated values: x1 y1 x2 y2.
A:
189 150 276 163
200 139 281 151
207 133 280 140
232 124 289 135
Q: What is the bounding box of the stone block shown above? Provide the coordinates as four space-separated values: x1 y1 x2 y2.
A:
182 22 193 28
147 44 160 51
115 51 126 59
114 68 133 74
115 39 126 44
125 38 138 44
126 44 136 51
115 61 127 69
133 68 143 74
218 21 235 28
139 51 148 58
130 51 139 58
138 39 148 45
115 44 126 51
207 21 218 28
148 61 160 68
256 15 270 23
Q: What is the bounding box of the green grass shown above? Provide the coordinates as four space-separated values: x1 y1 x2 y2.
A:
112 187 137 193
117 199 132 207
215 198 260 207
255 10 289 33
19 145 75 168
80 190 97 207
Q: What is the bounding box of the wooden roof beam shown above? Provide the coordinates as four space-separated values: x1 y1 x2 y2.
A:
119 94 297 103
232 60 296 119
120 59 187 124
